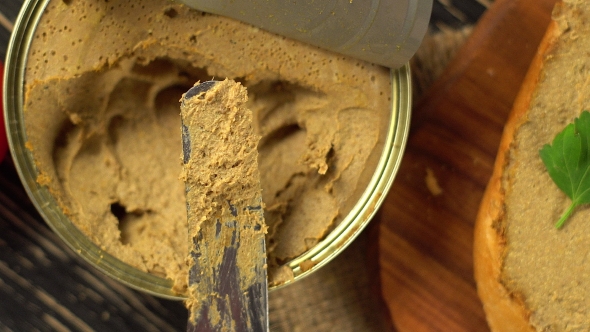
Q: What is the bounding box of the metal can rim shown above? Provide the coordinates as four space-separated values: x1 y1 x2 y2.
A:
4 0 411 300
275 66 411 289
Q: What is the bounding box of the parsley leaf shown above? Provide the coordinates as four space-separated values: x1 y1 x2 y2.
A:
540 110 590 228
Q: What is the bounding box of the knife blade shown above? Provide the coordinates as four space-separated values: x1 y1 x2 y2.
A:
180 79 268 332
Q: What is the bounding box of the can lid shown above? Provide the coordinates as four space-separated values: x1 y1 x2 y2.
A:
179 0 433 69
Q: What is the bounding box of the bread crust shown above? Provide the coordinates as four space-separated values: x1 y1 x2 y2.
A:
473 10 564 332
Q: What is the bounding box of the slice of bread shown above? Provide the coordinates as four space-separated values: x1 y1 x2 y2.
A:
474 1 590 331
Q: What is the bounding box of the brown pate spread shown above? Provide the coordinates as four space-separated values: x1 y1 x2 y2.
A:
23 0 392 293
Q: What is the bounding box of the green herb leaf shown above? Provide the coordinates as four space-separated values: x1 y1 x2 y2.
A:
540 110 590 228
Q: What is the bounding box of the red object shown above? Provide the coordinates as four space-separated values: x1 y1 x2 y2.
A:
0 61 7 163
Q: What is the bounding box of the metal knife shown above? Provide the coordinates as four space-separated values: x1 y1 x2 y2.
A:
180 80 268 332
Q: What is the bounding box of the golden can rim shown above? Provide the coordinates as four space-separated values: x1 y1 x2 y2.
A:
4 0 411 300
278 66 411 289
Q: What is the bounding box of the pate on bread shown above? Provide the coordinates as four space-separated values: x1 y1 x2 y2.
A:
474 1 590 331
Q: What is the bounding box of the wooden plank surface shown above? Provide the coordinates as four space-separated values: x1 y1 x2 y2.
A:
376 0 557 330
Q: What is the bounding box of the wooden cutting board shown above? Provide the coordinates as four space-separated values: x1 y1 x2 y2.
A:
374 0 557 330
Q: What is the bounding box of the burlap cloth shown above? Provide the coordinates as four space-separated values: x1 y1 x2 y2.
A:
267 26 473 331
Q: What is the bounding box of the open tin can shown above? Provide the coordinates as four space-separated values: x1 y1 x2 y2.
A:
4 0 414 299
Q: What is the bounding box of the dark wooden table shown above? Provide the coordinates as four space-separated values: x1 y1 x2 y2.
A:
0 1 492 331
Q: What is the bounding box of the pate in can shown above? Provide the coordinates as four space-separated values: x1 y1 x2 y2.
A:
4 0 412 299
